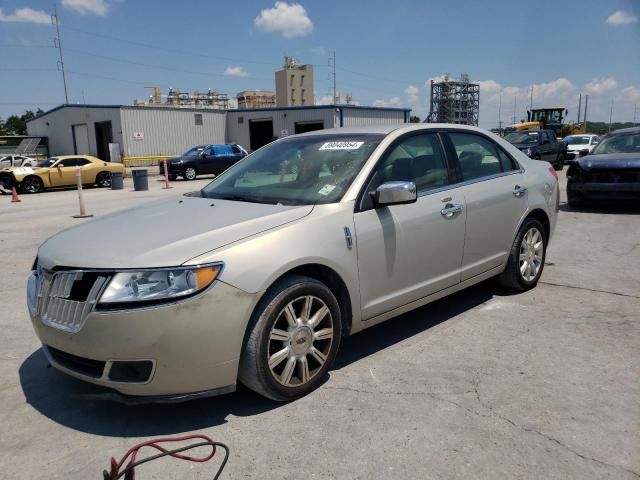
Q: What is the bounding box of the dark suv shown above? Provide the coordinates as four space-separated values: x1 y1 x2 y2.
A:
160 144 248 180
504 130 567 170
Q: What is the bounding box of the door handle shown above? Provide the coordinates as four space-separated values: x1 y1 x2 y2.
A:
440 203 463 218
513 185 528 197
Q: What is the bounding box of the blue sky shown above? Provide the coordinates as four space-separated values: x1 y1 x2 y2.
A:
1 0 639 128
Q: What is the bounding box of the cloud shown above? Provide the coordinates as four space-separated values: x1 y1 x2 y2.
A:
254 2 313 38
620 86 640 101
224 66 248 77
532 77 575 98
405 85 419 102
315 95 334 105
584 77 618 95
62 0 109 16
606 10 638 25
478 79 502 94
373 97 402 107
0 7 50 23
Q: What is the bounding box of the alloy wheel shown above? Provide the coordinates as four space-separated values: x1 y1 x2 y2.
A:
184 167 196 180
22 177 42 193
97 172 112 187
519 227 544 282
267 295 334 387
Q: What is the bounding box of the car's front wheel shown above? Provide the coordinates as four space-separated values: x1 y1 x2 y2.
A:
21 176 44 194
96 171 112 188
183 167 197 181
497 218 546 291
239 275 342 401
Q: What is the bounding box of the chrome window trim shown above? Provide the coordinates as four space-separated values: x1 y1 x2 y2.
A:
417 169 525 198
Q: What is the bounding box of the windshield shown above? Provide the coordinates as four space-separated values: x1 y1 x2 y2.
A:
564 136 590 145
200 135 383 205
591 132 640 155
36 157 57 168
182 146 205 156
505 132 539 144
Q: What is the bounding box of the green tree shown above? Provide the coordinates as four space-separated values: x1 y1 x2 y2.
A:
0 109 42 135
409 115 421 123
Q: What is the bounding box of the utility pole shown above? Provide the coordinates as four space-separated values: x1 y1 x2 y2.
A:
52 5 69 104
513 94 517 124
327 51 337 103
634 104 637 126
577 93 582 124
583 95 589 132
608 98 614 133
497 91 502 133
529 85 533 110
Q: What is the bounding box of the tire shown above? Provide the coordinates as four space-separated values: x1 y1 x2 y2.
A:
567 191 584 208
21 176 44 194
554 153 565 171
96 171 112 188
497 218 547 291
239 275 342 401
183 166 197 180
168 174 177 181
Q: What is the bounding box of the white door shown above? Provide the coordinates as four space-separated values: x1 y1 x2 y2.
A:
354 132 466 320
73 124 90 155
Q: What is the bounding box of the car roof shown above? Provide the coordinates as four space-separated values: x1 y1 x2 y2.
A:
609 126 640 135
50 155 100 161
293 123 493 138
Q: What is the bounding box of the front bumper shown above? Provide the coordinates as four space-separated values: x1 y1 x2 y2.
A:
568 181 640 200
29 280 259 398
158 162 183 175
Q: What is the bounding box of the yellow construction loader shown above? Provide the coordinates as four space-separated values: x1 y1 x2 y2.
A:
506 108 585 138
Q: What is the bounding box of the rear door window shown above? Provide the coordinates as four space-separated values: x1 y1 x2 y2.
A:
447 132 503 181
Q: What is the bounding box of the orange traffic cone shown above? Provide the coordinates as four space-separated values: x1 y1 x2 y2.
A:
10 186 21 203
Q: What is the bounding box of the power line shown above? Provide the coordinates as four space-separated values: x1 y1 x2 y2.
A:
63 25 281 67
64 47 273 81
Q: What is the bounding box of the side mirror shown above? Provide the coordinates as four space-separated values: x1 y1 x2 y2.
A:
371 181 417 206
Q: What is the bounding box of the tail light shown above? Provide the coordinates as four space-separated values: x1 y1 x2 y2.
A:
548 166 558 181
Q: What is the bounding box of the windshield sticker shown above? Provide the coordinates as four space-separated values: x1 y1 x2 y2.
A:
319 141 364 151
318 184 336 196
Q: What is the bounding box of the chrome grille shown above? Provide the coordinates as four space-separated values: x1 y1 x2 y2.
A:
35 269 109 333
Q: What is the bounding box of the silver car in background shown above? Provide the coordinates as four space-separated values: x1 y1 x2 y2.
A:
27 124 559 401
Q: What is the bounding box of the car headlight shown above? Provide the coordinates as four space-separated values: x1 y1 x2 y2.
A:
526 148 533 156
98 263 222 306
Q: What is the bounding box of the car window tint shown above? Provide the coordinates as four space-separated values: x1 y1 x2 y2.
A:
213 145 234 156
497 147 518 171
202 146 214 156
59 158 79 167
448 133 503 181
375 133 449 194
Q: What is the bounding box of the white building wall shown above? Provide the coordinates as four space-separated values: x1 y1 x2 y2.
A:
120 107 226 157
26 106 122 157
341 107 408 127
226 108 335 149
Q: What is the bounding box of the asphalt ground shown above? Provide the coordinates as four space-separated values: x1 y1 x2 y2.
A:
0 170 638 479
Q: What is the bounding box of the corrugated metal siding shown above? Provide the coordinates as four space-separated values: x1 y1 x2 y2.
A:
341 107 407 127
226 108 336 149
120 107 226 157
26 106 122 158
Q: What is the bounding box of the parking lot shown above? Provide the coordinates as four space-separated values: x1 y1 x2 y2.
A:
0 172 638 479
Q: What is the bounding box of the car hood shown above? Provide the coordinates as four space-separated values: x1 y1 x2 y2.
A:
577 153 640 171
38 196 314 270
567 144 590 151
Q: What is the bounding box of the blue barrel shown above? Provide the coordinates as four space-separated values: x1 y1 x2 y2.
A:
132 169 148 191
111 172 124 190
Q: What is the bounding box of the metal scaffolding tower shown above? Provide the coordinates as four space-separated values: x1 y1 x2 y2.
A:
427 74 480 126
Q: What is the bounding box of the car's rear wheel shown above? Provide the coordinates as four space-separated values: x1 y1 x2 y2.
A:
21 176 44 194
96 171 112 188
183 167 197 180
554 153 565 171
497 218 546 291
239 275 341 401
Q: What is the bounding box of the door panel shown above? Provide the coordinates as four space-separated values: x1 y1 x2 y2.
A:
50 164 76 186
460 173 527 280
72 124 90 155
355 188 466 320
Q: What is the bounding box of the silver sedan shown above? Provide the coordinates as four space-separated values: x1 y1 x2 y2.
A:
27 124 559 401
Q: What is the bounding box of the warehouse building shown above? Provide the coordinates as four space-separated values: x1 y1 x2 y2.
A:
227 105 410 151
27 105 226 160
27 104 409 159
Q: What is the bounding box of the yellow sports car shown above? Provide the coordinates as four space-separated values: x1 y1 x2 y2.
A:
0 155 124 194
